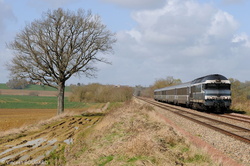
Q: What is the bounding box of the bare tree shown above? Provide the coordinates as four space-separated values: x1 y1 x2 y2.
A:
7 8 116 114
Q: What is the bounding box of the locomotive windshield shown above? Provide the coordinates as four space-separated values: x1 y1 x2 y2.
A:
204 83 230 90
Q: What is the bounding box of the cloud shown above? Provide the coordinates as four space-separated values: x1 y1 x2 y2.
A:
131 0 238 46
101 0 166 9
28 0 79 9
232 33 250 47
0 0 15 37
106 0 249 85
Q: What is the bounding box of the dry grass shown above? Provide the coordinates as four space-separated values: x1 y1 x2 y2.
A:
231 100 250 115
66 100 217 166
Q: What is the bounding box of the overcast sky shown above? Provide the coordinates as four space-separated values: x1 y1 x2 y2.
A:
0 0 250 86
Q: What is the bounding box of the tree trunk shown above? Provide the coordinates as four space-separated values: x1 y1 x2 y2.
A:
57 81 65 115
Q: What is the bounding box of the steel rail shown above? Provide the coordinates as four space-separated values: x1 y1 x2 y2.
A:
137 97 250 144
218 114 250 124
230 113 250 120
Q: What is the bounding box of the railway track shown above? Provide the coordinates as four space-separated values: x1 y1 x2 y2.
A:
137 97 250 144
219 113 250 123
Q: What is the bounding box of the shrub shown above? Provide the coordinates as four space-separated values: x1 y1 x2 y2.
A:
29 92 39 96
69 84 133 103
6 78 28 89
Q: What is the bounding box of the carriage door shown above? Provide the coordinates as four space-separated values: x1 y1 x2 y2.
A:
190 86 194 101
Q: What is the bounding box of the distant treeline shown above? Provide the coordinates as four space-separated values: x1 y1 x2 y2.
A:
6 78 29 89
2 79 70 91
136 76 182 98
69 83 134 103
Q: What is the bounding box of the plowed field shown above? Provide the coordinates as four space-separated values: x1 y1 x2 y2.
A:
0 108 92 132
0 109 57 131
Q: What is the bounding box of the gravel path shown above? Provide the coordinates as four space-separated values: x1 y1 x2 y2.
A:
137 98 250 166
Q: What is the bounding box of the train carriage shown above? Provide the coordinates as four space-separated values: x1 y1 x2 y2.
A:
154 82 190 104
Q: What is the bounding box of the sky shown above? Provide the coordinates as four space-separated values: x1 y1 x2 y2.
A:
0 0 250 87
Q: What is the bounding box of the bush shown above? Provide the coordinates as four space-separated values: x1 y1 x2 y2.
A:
69 83 133 103
6 78 28 89
29 91 39 96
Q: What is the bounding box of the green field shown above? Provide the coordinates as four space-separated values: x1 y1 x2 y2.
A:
0 83 71 92
0 84 9 89
0 95 90 109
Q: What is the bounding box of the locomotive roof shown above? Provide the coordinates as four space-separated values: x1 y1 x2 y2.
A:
191 74 228 84
154 82 191 92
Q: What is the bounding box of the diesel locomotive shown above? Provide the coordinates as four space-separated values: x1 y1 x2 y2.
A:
154 74 231 113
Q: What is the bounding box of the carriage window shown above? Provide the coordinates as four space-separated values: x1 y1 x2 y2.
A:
196 85 201 92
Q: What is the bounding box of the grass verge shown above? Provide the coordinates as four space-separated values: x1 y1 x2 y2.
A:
65 100 218 166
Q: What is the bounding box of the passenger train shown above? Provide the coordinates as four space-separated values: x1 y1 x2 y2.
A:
154 74 231 113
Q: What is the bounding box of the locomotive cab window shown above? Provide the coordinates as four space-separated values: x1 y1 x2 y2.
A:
204 83 230 90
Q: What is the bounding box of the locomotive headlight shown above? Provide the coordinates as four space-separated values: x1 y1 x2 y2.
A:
205 96 213 100
221 96 231 100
